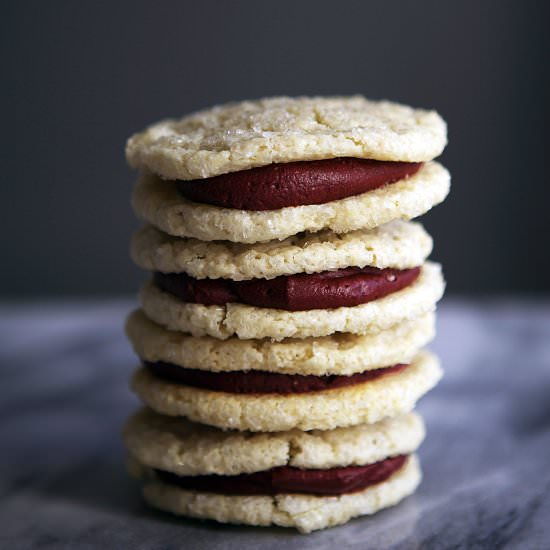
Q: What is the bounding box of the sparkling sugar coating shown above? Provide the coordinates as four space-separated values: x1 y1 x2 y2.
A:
126 96 447 180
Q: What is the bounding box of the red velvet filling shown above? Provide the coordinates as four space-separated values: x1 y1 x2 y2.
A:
155 455 408 496
154 266 420 311
144 362 407 394
177 158 422 210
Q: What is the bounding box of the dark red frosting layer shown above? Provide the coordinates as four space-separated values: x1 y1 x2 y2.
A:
145 362 407 394
154 266 420 311
177 158 422 210
155 455 408 496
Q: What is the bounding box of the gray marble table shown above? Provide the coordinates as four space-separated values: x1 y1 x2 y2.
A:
1 299 549 549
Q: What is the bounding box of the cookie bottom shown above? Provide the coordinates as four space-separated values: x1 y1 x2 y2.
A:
131 351 441 431
139 261 444 341
123 409 425 476
132 161 449 244
140 454 420 533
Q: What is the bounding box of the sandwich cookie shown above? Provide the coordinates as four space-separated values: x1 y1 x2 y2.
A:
124 408 424 533
130 350 442 431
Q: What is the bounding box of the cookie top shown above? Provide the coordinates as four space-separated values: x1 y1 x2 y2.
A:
126 96 447 180
124 408 424 476
132 161 450 244
126 309 434 375
131 219 432 280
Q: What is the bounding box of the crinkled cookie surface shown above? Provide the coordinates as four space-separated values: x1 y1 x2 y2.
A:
126 96 447 180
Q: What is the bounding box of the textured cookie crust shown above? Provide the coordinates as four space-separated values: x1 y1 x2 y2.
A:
126 96 447 180
138 453 421 533
139 261 444 341
132 161 450 243
124 408 424 475
130 351 441 432
131 220 432 280
126 309 435 375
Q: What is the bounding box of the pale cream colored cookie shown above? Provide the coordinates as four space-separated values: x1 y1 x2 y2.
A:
132 162 450 243
126 309 435 375
131 219 432 280
136 453 421 533
126 96 447 180
130 350 441 432
139 261 444 341
124 408 424 475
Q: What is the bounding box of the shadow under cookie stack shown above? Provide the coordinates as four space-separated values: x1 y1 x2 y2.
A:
123 96 450 533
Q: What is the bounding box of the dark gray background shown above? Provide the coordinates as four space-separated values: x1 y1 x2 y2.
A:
3 0 548 297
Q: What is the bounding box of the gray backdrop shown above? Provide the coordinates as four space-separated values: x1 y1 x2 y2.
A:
3 1 548 296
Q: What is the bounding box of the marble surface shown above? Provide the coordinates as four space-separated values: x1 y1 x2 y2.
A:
1 298 549 549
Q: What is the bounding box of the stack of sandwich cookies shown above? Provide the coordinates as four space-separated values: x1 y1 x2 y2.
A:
124 96 449 533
